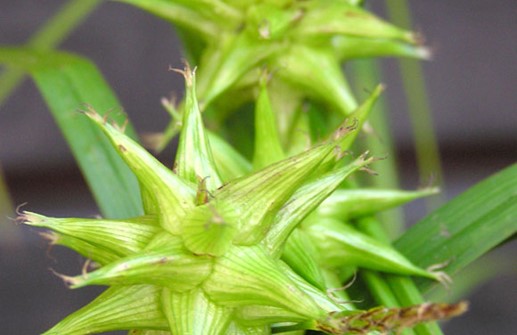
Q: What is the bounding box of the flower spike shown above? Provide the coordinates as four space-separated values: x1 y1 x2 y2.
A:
85 109 196 234
174 65 223 191
42 285 168 335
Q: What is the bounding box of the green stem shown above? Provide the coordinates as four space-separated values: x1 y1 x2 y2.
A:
385 0 444 211
386 276 443 335
357 217 443 335
351 4 445 334
0 163 19 246
0 164 12 215
0 0 102 105
361 270 399 306
358 270 417 335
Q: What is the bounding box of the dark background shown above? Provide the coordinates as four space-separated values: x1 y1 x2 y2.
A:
1 1 516 334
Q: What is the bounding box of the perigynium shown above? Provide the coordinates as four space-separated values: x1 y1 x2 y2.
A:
130 0 431 152
20 69 466 335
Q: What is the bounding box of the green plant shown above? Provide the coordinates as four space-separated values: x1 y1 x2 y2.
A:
2 1 516 334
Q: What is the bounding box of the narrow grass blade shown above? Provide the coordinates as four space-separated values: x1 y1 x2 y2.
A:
115 0 222 40
385 276 444 335
0 0 101 106
356 216 444 335
395 164 517 292
0 48 143 218
0 163 18 246
385 0 443 210
350 58 405 238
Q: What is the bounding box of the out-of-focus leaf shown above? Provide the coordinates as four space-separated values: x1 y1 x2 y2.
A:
116 0 235 40
396 164 517 292
294 1 415 43
0 164 17 246
0 0 101 106
0 47 142 218
207 131 252 181
386 0 443 210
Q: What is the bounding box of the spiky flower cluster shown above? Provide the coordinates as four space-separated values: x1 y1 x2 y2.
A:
22 69 465 335
128 0 430 151
21 1 467 334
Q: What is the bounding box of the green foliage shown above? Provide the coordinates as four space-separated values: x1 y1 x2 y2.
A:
2 1 515 334
396 163 517 292
0 48 142 219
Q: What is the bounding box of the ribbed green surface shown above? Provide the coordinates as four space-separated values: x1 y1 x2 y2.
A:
396 164 517 292
44 286 168 335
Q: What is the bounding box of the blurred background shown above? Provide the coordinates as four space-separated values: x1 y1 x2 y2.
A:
1 1 516 334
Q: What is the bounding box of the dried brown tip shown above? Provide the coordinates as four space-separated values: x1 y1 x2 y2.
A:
80 105 105 124
15 202 28 216
259 68 273 86
441 300 469 318
326 273 360 305
412 29 426 47
333 118 358 141
39 231 59 245
318 301 468 334
427 261 453 288
16 211 44 226
359 166 378 176
160 95 178 113
168 61 196 86
112 118 129 133
49 268 81 288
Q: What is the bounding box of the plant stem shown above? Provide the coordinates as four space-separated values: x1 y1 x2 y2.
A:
357 217 443 335
384 0 444 211
0 163 19 246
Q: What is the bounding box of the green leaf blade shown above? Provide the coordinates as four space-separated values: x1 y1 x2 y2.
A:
0 47 143 219
395 164 517 291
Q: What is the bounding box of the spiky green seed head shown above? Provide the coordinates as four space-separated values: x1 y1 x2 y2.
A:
21 68 462 335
